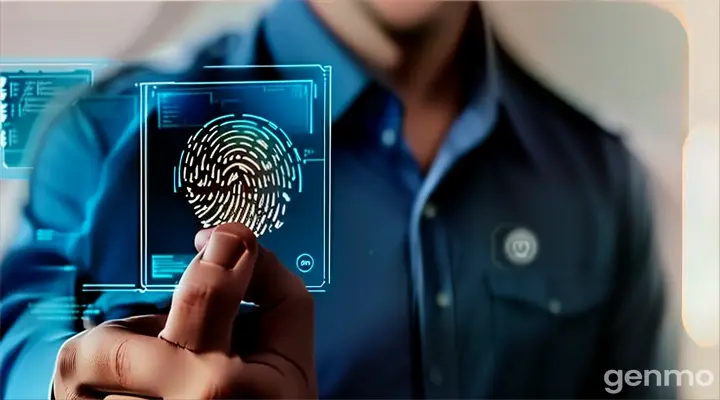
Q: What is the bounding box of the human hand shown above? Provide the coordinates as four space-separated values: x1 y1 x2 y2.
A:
52 223 317 399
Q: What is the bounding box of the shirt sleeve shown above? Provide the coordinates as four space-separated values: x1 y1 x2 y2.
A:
0 102 106 399
593 149 678 399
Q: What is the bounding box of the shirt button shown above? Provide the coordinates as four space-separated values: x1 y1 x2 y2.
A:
423 202 437 219
435 291 452 308
381 128 397 147
548 298 563 314
429 367 444 386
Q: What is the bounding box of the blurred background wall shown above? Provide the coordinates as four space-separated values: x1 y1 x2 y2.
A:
0 1 717 398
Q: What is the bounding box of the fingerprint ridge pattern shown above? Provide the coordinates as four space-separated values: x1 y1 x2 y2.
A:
176 113 301 236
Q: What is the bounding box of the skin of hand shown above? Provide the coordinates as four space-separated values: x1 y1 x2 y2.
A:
51 223 318 399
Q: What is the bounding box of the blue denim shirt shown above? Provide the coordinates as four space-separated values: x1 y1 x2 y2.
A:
0 1 673 399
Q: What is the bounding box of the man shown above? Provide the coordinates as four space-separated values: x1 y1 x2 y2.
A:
0 0 672 398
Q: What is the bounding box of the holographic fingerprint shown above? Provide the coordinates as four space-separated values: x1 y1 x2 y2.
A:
176 113 302 236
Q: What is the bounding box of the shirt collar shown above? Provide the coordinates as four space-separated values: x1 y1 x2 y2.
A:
261 0 500 122
223 0 548 166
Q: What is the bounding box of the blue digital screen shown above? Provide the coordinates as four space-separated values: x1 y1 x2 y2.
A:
139 65 331 292
0 65 93 179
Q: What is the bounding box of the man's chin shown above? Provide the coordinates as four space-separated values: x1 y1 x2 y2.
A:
362 0 446 34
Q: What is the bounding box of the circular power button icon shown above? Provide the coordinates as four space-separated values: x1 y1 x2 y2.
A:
296 253 315 273
503 228 539 266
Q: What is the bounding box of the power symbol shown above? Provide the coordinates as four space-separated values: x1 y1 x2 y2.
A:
296 253 315 273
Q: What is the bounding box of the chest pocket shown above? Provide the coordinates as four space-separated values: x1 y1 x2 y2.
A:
485 265 610 317
482 262 614 396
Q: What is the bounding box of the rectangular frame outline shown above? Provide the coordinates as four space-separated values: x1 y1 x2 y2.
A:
138 67 331 293
0 63 95 176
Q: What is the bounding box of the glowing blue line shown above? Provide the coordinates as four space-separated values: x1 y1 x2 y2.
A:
204 114 234 128
139 80 312 86
326 67 332 284
298 165 303 193
202 64 325 69
261 126 275 138
0 73 90 80
232 124 258 132
177 150 184 188
294 148 303 193
158 91 213 97
83 284 135 287
243 114 268 123
220 120 240 127
0 61 100 66
236 120 257 126
140 84 147 290
276 126 292 143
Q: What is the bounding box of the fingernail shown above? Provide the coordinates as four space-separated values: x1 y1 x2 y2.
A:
195 227 215 251
201 231 246 268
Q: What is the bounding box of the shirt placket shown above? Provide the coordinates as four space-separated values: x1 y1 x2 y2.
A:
378 97 460 398
405 108 495 398
413 198 461 398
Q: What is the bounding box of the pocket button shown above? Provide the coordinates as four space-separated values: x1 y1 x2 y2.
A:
548 298 563 315
435 291 452 308
429 367 444 386
423 203 438 219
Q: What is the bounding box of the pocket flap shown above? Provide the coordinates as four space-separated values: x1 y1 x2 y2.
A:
485 267 609 316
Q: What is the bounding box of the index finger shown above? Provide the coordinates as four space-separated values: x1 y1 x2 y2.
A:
245 247 311 307
241 248 316 384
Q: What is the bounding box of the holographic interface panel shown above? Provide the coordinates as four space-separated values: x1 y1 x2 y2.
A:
0 63 94 179
140 65 331 292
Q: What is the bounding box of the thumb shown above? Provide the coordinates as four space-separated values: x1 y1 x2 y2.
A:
159 223 258 353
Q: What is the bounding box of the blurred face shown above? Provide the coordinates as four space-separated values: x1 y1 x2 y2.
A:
359 0 455 34
308 0 472 71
